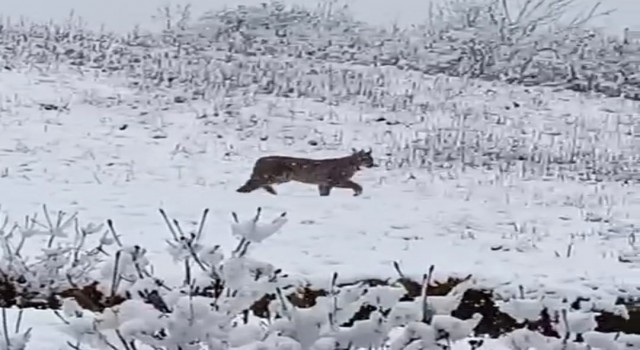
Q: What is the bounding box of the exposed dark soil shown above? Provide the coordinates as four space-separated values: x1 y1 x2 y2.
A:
2 273 637 337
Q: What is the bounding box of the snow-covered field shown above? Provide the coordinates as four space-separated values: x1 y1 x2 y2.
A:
2 0 640 349
2 60 640 348
2 65 639 294
1 65 640 289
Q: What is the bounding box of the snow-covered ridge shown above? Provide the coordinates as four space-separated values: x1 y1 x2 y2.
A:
0 0 639 102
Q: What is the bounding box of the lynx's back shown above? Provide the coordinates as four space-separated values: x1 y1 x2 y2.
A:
252 155 355 184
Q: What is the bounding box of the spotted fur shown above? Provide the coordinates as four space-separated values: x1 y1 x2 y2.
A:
236 149 376 196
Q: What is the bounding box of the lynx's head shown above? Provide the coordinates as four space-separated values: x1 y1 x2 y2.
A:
351 148 376 168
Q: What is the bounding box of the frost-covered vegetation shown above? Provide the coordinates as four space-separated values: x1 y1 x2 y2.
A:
1 205 639 350
1 0 639 100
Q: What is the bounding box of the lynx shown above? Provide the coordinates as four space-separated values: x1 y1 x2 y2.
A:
236 148 376 196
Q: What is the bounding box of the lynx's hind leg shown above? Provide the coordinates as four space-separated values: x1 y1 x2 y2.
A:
239 159 294 196
237 178 263 193
318 184 332 196
262 185 277 195
258 166 294 195
237 178 278 195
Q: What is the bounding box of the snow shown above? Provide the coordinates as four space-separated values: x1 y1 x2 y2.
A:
2 61 640 347
2 0 640 348
0 308 511 350
2 66 640 301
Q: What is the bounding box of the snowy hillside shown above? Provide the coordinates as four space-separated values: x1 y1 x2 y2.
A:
1 0 640 349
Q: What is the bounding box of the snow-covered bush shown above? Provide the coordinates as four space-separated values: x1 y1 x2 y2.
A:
416 0 640 98
0 200 636 349
0 205 111 308
193 0 365 50
0 204 491 350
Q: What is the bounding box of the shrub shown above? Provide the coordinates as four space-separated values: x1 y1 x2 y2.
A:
0 205 638 349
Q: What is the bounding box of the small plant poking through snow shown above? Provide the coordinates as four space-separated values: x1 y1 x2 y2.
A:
0 308 31 350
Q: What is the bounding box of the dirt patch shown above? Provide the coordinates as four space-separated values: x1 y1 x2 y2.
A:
1 274 637 337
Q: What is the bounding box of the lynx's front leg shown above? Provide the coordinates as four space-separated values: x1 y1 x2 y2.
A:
335 180 363 196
